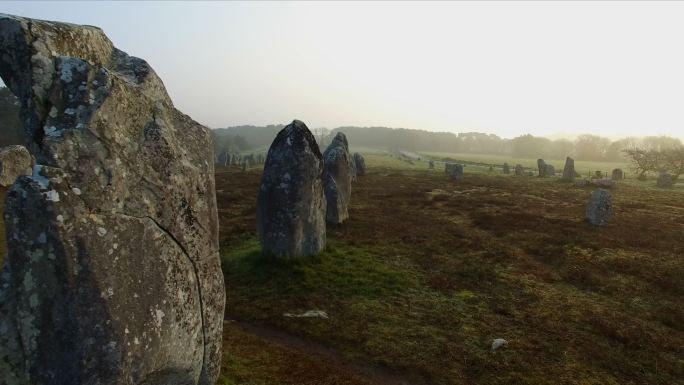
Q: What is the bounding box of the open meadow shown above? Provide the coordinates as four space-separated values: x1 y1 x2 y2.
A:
215 154 684 385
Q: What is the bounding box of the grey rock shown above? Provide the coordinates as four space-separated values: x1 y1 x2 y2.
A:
323 132 352 224
0 145 33 186
561 157 575 182
657 172 674 188
545 164 556 177
537 159 547 177
0 14 224 385
514 164 524 176
256 120 326 257
502 163 510 175
611 168 623 181
353 153 366 177
445 163 464 182
586 188 613 226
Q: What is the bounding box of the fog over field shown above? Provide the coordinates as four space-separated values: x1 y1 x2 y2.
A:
0 3 683 385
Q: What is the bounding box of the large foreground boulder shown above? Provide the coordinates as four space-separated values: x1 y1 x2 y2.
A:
0 14 224 385
586 188 613 226
256 120 326 257
323 132 353 224
0 145 33 186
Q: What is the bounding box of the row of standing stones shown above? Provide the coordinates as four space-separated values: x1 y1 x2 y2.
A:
0 14 225 385
255 120 366 258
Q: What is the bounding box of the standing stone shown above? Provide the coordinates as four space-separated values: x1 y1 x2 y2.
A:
256 120 326 257
657 172 674 188
586 188 613 226
323 132 352 224
0 145 33 186
353 153 366 177
561 157 575 182
537 159 547 177
545 164 556 177
488 165 494 172
502 163 510 174
429 160 435 169
217 151 229 166
515 164 524 176
611 168 623 181
449 164 464 182
0 15 224 385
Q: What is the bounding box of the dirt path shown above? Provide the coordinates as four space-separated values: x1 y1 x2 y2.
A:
224 319 430 385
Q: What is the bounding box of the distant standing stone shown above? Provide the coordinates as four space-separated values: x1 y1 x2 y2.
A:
323 132 353 224
515 164 524 176
561 157 575 182
488 165 494 172
657 172 674 188
545 164 556 177
611 168 623 180
586 188 613 226
429 160 435 169
0 145 33 187
450 164 464 182
503 163 510 174
537 159 547 177
257 120 326 257
353 152 366 176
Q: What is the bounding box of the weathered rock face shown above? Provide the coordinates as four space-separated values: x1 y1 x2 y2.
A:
657 172 674 188
256 120 326 257
0 145 33 186
611 168 623 180
561 157 575 181
514 164 524 176
586 188 613 226
323 132 352 224
502 163 510 175
537 159 547 177
353 153 366 177
0 14 224 385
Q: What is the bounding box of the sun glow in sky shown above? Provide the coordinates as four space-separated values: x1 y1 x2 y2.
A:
2 1 684 139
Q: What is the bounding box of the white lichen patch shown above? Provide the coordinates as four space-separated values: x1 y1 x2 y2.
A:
72 187 82 195
97 227 107 236
43 190 60 202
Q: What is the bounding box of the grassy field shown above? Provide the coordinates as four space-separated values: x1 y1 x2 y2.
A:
216 155 683 385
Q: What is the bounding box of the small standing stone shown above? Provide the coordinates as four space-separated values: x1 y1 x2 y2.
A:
561 157 575 182
537 159 547 177
586 188 613 226
545 164 556 177
450 164 464 182
657 172 674 188
514 164 524 176
502 163 510 174
611 168 623 180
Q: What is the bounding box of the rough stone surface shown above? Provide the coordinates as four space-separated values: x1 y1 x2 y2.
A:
256 120 326 257
502 163 510 175
0 145 33 186
611 168 623 181
323 132 352 224
0 14 224 385
537 159 547 177
353 152 366 177
657 172 674 188
561 157 575 182
586 188 613 226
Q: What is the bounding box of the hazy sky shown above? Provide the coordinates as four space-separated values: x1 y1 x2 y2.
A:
2 1 684 139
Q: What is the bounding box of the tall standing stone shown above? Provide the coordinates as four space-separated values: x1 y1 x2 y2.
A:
586 188 613 226
0 15 224 385
256 120 326 257
353 152 366 177
537 159 547 177
561 157 575 182
0 145 33 186
323 132 353 224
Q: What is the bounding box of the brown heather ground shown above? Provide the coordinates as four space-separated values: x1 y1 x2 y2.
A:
0 156 682 385
216 155 684 385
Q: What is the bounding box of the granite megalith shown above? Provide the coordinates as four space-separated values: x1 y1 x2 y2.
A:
323 132 353 224
0 14 225 385
256 120 326 257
